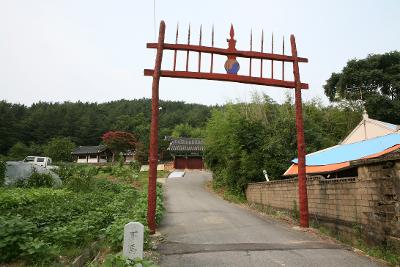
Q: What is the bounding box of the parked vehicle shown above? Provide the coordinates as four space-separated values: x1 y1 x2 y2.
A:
23 156 53 168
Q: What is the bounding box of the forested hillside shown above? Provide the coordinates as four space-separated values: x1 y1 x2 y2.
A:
0 99 212 159
1 95 363 184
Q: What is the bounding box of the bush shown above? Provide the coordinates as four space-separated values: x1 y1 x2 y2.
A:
100 164 113 173
104 217 131 251
65 169 95 192
56 164 98 192
55 163 76 180
100 164 139 184
129 161 141 172
26 170 54 188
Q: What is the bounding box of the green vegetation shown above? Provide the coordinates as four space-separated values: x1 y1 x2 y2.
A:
96 253 158 267
324 51 400 124
26 170 55 188
0 99 212 160
251 203 299 224
311 221 400 266
205 94 361 194
43 137 76 162
171 123 205 138
0 163 165 266
291 200 300 221
7 142 34 160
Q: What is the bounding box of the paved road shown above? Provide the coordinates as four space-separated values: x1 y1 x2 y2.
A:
158 171 383 267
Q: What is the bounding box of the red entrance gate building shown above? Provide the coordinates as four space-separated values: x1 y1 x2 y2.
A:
168 137 205 169
145 21 309 233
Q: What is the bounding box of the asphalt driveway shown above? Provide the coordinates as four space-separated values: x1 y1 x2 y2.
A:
158 170 383 267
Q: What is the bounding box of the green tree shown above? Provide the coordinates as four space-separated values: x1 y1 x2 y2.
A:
0 101 27 155
7 142 31 160
43 137 76 162
324 51 400 124
0 99 213 159
205 94 360 195
171 123 193 138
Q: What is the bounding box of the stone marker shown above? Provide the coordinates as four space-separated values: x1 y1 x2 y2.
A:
123 222 144 261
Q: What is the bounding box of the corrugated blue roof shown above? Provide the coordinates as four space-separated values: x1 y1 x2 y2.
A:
292 133 400 166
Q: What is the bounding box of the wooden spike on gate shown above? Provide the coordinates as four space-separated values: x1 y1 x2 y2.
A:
271 33 274 79
210 25 214 73
198 25 202 72
249 29 253 76
282 36 285 80
186 24 191 71
173 23 179 71
260 30 264 78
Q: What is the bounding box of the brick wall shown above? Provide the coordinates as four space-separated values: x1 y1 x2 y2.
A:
246 157 400 247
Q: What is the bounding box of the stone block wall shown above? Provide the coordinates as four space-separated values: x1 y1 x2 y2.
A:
246 157 400 246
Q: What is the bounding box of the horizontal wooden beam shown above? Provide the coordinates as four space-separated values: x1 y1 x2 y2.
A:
144 69 309 89
146 43 308 63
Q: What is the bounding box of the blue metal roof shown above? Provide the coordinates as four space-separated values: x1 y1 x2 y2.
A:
292 133 400 166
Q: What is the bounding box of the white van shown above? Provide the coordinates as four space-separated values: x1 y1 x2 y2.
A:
23 156 53 168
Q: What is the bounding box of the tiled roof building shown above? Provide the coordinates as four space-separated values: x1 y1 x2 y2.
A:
167 137 205 169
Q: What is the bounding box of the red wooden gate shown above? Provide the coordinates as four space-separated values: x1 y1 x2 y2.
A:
187 157 203 169
174 157 203 170
145 21 309 233
174 157 186 169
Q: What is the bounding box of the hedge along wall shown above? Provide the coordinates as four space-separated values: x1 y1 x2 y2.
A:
246 156 400 249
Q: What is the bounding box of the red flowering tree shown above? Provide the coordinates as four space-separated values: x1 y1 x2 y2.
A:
101 131 136 162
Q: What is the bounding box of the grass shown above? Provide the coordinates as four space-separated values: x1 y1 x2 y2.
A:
207 181 246 204
137 170 169 186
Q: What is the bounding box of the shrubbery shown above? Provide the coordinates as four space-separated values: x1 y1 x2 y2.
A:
26 170 54 188
97 162 140 184
10 169 56 188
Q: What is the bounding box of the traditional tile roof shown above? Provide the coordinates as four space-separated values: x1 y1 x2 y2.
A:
167 138 205 153
71 145 108 155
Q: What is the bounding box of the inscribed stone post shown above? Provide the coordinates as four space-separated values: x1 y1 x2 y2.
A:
123 222 144 261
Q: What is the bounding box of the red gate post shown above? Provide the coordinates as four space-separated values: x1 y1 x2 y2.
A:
147 21 166 234
290 35 309 227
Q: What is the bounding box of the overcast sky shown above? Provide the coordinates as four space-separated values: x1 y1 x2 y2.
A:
0 0 399 106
